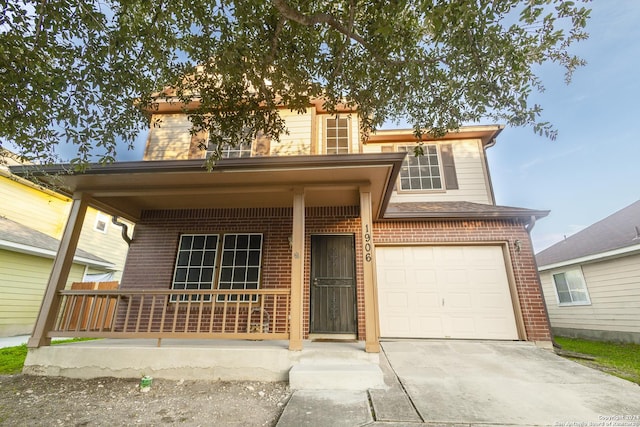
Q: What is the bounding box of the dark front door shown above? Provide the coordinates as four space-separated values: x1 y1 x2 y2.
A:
310 235 357 334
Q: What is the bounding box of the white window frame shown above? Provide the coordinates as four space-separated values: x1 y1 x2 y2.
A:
552 267 591 306
397 144 444 191
170 234 219 302
208 141 253 158
94 212 110 233
217 233 263 302
325 116 350 154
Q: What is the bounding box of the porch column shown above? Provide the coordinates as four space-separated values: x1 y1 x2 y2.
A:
360 186 380 353
289 188 305 351
28 193 90 348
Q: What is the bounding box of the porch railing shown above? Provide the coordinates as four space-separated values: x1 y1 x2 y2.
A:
52 289 290 340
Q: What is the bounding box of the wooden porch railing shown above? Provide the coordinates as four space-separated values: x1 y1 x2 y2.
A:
52 289 290 340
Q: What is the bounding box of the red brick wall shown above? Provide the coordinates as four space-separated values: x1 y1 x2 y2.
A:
120 208 550 342
373 219 551 341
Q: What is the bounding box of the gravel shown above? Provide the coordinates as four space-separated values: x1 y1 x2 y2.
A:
0 375 291 426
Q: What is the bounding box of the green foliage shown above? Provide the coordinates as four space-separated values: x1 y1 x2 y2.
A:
0 0 591 166
0 339 98 375
0 344 27 375
555 336 640 384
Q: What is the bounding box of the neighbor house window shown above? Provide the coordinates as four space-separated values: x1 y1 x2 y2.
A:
171 234 219 302
217 233 263 302
94 212 110 233
552 268 591 306
325 117 349 154
398 144 443 190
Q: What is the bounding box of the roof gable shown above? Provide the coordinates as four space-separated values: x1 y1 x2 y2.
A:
536 200 640 267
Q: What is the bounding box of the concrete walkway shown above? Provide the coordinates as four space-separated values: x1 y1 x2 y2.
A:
277 340 640 426
0 334 30 348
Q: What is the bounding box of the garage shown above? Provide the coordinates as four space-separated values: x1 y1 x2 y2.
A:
376 245 519 340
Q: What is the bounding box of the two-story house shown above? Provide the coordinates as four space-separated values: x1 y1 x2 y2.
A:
10 99 552 380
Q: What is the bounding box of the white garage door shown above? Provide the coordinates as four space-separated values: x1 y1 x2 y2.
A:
376 245 518 340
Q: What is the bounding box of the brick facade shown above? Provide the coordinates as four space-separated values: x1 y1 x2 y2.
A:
120 208 551 342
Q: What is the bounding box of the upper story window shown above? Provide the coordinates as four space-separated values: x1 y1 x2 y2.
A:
552 268 591 306
208 141 253 158
396 143 458 192
398 144 443 191
94 212 110 233
325 117 349 154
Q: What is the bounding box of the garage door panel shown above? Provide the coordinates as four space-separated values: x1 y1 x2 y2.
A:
377 245 518 340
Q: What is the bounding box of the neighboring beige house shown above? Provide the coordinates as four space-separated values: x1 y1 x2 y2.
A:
0 150 133 336
537 200 640 344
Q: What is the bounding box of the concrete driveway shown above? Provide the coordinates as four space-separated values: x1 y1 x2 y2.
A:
381 340 640 425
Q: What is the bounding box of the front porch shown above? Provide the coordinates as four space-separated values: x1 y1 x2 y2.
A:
23 338 381 385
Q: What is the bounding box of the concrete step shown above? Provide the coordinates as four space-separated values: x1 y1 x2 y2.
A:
289 362 385 390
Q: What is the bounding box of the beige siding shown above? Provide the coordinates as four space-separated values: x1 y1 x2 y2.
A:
541 254 640 334
0 250 85 336
270 108 313 155
0 175 70 238
366 139 493 204
76 209 132 281
144 114 193 160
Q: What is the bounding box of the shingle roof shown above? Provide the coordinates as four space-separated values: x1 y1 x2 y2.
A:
383 201 549 220
0 216 113 267
536 200 640 267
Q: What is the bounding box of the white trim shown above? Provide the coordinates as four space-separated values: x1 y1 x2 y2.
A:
538 243 640 271
551 267 591 306
0 239 116 269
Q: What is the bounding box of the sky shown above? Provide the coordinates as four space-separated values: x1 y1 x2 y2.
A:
486 0 640 252
60 1 640 253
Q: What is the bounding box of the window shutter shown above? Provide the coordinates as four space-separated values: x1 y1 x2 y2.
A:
440 144 459 190
254 131 271 156
189 130 208 159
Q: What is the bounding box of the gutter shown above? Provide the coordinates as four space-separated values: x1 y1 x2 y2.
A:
538 243 640 271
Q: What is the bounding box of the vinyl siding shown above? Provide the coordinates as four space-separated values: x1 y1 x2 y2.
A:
540 254 640 334
364 139 492 204
144 114 193 160
0 250 85 336
76 209 132 281
270 109 313 155
0 175 70 238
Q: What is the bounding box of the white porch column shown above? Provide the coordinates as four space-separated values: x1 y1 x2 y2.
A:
289 188 305 351
28 193 90 348
360 186 380 353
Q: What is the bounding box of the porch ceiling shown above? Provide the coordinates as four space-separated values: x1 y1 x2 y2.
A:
11 154 405 222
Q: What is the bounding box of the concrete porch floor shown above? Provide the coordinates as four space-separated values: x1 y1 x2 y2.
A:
22 339 380 383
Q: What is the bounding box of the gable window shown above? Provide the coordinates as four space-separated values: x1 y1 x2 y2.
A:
171 234 219 302
398 144 443 190
552 268 591 306
94 212 110 233
325 117 349 154
218 233 263 302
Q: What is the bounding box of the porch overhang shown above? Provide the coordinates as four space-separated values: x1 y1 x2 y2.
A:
10 154 405 222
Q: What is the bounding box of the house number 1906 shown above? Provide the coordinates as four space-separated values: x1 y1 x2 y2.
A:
364 224 372 262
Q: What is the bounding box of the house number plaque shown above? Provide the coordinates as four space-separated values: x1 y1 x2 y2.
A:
364 224 372 262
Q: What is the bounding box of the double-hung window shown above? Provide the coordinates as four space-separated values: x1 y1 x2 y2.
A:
170 233 263 302
325 117 349 154
207 141 253 158
552 268 591 305
398 144 443 190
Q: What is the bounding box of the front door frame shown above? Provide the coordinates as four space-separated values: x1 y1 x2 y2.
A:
309 233 358 336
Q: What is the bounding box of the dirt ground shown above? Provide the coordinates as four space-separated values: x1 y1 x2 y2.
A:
0 374 291 426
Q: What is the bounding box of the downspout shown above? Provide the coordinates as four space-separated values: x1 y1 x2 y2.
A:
111 216 132 246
